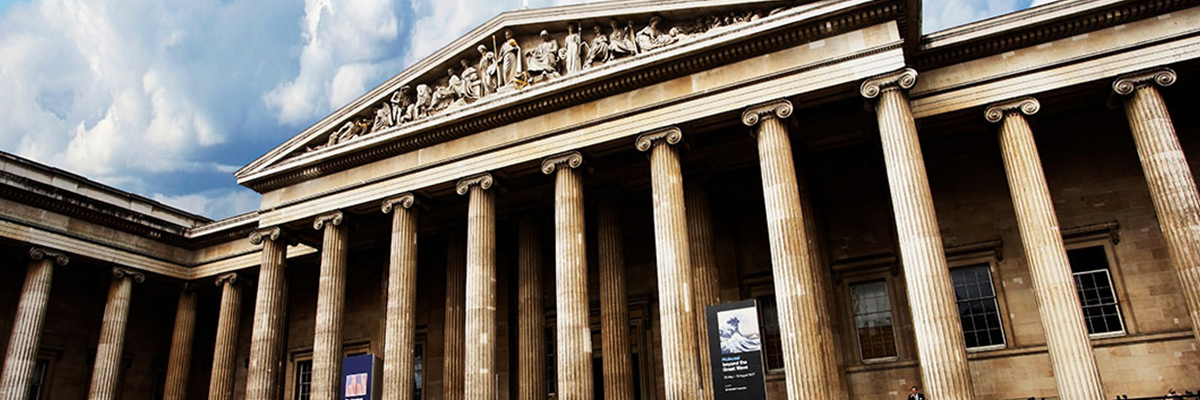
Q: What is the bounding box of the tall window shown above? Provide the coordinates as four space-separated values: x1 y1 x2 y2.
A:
414 344 424 399
850 280 897 360
951 264 1005 349
754 295 784 370
27 358 49 400
294 360 313 400
1067 246 1125 336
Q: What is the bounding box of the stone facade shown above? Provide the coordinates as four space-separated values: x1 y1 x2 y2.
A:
2 0 1200 399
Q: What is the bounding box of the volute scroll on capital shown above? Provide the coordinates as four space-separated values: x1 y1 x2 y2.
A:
381 193 418 214
455 173 495 196
984 97 1041 123
112 267 146 283
313 211 345 230
742 99 794 127
1112 68 1177 95
249 226 299 246
29 247 70 266
860 68 919 99
215 272 241 287
541 151 585 175
634 127 684 152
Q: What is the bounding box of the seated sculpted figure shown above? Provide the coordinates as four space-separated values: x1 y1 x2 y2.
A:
583 25 610 68
608 20 637 59
459 59 483 101
636 16 681 52
406 84 431 121
525 30 561 83
371 102 393 133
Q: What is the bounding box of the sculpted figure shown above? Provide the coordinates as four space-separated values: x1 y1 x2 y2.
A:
406 84 431 121
371 102 393 133
608 20 637 59
477 44 499 94
525 30 561 83
636 16 681 52
459 59 483 101
331 118 369 145
391 86 413 124
498 30 522 88
430 73 458 112
559 23 587 74
583 25 609 68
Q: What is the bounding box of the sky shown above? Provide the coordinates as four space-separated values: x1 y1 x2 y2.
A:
0 0 1055 220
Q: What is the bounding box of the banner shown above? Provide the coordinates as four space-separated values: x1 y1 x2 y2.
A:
706 300 768 400
343 354 382 400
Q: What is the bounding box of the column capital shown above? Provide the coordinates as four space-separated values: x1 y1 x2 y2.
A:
635 127 683 152
312 211 345 230
249 227 297 246
984 97 1040 123
541 151 585 175
112 267 145 283
455 173 495 195
742 99 794 126
215 272 241 287
29 247 69 266
860 68 918 99
381 193 417 214
1113 68 1176 95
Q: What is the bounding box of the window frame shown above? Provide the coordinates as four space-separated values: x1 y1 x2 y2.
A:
740 273 787 374
947 262 1008 352
830 256 912 367
27 348 60 400
846 279 901 363
284 340 373 400
1063 237 1134 339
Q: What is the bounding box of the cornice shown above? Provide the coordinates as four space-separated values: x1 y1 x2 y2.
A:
237 0 900 192
914 0 1198 71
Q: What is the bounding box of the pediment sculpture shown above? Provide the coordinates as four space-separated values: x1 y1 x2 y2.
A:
302 7 791 155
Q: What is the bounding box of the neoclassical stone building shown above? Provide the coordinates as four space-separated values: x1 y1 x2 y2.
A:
2 0 1199 399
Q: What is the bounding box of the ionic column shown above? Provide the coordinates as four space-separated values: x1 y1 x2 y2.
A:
0 248 67 400
517 216 547 400
87 267 144 400
443 232 466 400
797 169 848 399
1113 69 1200 345
311 211 349 400
383 194 419 400
860 68 975 400
985 97 1105 400
634 128 700 400
598 195 635 400
163 284 197 400
684 181 719 400
208 273 244 400
543 152 594 400
246 227 292 400
743 100 840 399
456 173 497 400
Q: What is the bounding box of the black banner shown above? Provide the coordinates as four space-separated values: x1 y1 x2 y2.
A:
706 300 768 400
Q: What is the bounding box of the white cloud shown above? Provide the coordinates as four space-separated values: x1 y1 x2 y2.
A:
153 188 261 220
263 0 406 126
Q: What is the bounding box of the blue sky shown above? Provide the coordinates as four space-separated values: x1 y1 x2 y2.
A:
0 0 1051 220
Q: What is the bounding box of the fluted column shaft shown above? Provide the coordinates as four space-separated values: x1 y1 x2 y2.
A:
862 70 974 400
636 128 700 400
744 101 838 399
88 268 143 400
0 250 65 400
209 274 244 400
444 233 467 400
517 216 547 400
163 286 197 400
383 195 419 400
458 174 496 400
312 212 349 400
598 196 635 400
986 99 1104 400
1114 69 1200 345
798 168 848 399
545 153 593 400
246 229 290 400
685 182 719 400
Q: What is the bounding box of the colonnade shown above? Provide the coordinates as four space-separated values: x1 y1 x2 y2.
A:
0 67 1196 400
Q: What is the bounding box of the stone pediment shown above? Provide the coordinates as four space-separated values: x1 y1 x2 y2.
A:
234 0 835 191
